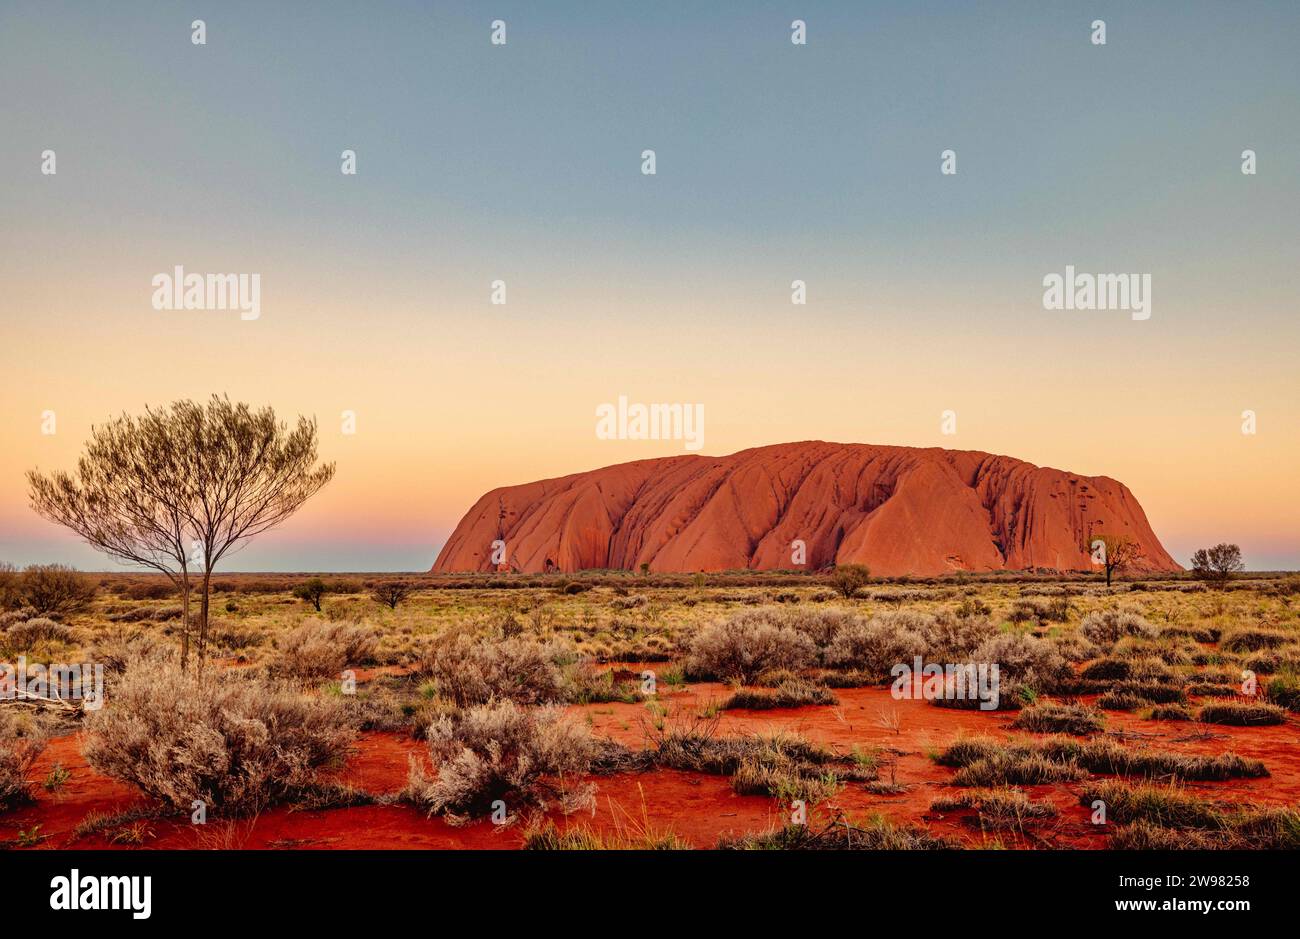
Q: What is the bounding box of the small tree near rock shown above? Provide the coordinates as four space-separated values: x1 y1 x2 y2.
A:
1190 544 1244 589
831 564 871 599
1091 534 1144 588
371 581 413 609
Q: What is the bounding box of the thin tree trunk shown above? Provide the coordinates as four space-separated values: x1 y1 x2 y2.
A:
198 568 212 666
180 577 192 671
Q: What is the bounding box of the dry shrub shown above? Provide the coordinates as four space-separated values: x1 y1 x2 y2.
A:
0 610 28 629
820 610 998 682
970 632 1070 691
3 617 72 650
1079 609 1156 648
822 616 925 680
1009 597 1071 624
17 564 97 617
776 608 862 647
916 611 1000 661
1 710 50 811
89 628 174 682
420 628 568 707
684 611 817 682
272 621 379 681
83 659 356 815
1053 632 1102 664
405 699 595 824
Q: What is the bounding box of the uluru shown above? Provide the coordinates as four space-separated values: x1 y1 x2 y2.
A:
432 442 1181 577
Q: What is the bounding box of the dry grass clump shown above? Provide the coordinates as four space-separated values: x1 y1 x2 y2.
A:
1266 671 1300 711
1082 780 1226 830
722 678 838 710
1079 609 1156 648
1195 701 1287 726
1160 624 1221 644
420 628 569 707
728 734 845 804
405 699 596 825
1096 690 1147 711
1040 737 1266 780
1011 702 1105 735
1146 703 1194 721
684 611 817 682
1221 628 1293 653
1244 647 1300 674
1185 680 1238 697
1089 780 1300 849
271 620 379 681
937 735 1266 785
0 710 51 811
642 719 869 803
561 666 644 704
1108 820 1228 850
1106 680 1187 704
83 659 356 815
936 737 1084 786
522 820 690 850
954 749 1083 787
931 787 1058 831
1079 657 1131 681
719 812 957 850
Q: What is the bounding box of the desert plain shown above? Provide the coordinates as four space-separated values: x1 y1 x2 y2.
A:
3 569 1298 852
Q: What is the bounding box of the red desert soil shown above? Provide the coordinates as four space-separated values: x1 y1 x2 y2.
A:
5 683 1295 850
431 441 1181 576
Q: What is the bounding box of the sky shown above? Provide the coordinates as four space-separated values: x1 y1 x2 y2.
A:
1 1 1297 571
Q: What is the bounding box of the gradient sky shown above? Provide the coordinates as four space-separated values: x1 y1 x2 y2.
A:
1 1 1297 571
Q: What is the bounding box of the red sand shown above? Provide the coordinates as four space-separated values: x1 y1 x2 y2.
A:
4 681 1295 850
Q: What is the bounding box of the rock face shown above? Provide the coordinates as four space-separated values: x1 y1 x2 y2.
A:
432 441 1180 576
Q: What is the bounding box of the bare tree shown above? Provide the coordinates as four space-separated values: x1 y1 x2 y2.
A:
1191 543 1244 589
28 410 201 664
28 397 334 667
173 397 335 662
1091 534 1145 588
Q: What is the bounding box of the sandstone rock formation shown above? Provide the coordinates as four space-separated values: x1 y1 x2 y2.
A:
432 442 1180 576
